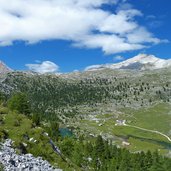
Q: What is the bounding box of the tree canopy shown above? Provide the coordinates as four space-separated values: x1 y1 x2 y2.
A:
8 92 31 115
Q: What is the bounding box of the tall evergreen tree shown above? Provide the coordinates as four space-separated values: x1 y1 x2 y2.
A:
8 92 31 115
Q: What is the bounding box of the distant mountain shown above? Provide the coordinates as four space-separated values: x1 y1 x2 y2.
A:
0 60 12 74
85 54 171 71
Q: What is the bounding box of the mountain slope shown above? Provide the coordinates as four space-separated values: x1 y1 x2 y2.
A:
85 54 171 71
0 59 171 158
0 61 12 74
0 67 170 116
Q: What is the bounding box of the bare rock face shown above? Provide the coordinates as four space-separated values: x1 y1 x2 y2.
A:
0 139 62 171
0 61 12 74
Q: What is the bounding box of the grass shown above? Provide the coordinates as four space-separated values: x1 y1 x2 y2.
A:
95 113 114 119
2 111 33 140
0 106 80 171
76 107 171 155
120 103 171 135
1 101 170 168
128 137 169 155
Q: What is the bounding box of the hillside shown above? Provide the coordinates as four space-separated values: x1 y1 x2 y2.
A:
0 67 170 113
0 103 84 171
1 105 171 171
0 57 171 170
0 66 171 155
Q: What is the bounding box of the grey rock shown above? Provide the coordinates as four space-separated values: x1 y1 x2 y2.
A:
0 139 62 171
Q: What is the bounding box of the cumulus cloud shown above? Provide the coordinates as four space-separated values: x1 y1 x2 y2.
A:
73 34 145 54
26 61 59 74
0 0 166 54
127 27 161 44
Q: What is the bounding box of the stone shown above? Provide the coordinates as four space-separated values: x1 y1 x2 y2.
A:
0 139 62 171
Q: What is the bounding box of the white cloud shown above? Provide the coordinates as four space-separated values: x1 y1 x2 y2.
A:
26 61 59 74
98 10 141 34
0 0 166 54
73 34 145 54
127 27 161 44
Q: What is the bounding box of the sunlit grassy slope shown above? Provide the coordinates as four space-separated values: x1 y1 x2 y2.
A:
0 106 79 171
72 103 171 156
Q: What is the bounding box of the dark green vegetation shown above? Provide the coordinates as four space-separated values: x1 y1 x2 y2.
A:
1 68 170 116
1 69 170 152
0 100 79 170
60 135 171 171
0 68 171 170
8 92 31 115
0 163 3 171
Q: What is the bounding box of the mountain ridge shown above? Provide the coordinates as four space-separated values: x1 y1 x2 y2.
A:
1 54 171 74
0 60 12 74
85 54 171 71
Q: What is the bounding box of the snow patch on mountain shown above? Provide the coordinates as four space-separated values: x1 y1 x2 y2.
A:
85 54 171 71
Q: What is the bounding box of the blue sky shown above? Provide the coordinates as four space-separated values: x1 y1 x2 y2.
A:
0 0 170 73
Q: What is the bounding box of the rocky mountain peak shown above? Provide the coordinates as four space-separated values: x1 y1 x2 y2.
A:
85 54 171 71
0 60 12 74
123 54 159 64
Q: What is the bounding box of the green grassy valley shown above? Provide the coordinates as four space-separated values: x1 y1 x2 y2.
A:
68 103 171 155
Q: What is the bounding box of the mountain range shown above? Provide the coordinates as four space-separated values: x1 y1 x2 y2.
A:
1 54 171 74
85 54 171 71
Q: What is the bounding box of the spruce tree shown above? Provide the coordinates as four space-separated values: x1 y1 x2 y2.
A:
8 92 31 115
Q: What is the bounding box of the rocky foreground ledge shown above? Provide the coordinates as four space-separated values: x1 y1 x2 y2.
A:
0 139 62 171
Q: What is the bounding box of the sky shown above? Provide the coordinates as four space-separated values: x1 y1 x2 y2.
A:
0 0 171 73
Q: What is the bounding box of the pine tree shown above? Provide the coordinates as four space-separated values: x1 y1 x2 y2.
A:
8 92 31 115
0 91 5 104
95 135 105 158
72 143 83 167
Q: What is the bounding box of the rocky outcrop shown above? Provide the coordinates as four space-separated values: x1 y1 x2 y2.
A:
0 139 62 171
0 61 11 75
